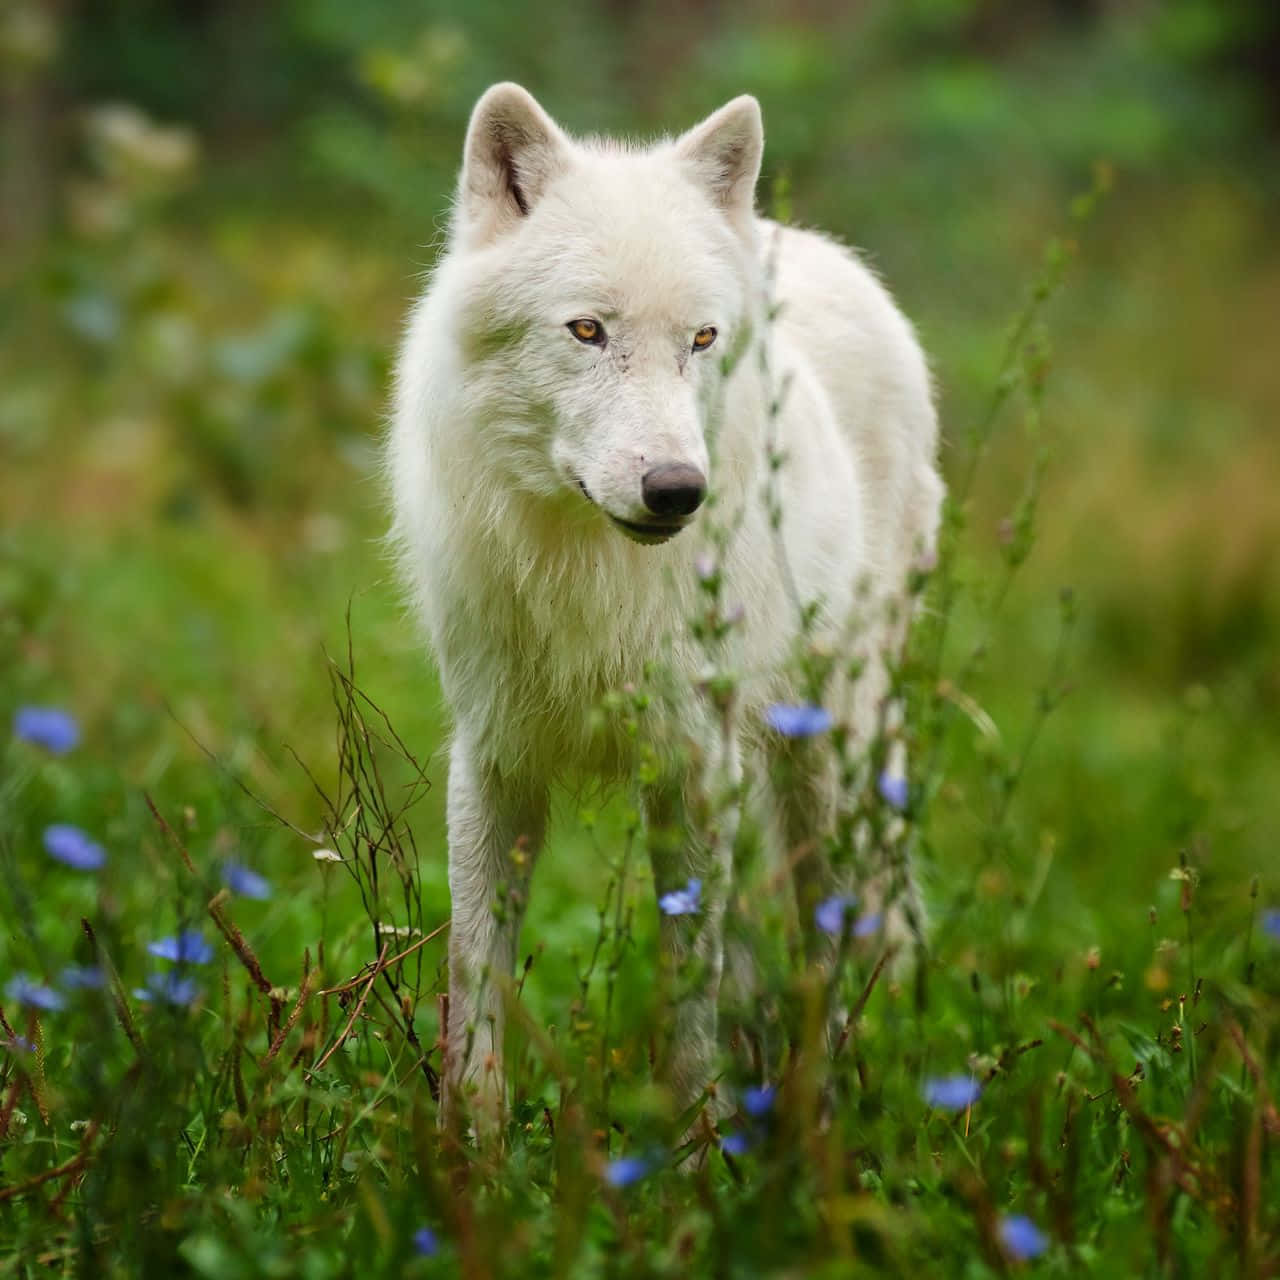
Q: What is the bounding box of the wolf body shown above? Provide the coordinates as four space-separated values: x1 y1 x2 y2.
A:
388 84 944 1124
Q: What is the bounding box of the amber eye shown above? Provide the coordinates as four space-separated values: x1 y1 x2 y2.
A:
692 326 717 352
568 318 605 345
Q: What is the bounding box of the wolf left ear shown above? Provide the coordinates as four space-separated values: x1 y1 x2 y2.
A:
459 83 571 245
675 96 763 236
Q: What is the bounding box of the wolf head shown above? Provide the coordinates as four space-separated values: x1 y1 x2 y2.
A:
447 84 764 546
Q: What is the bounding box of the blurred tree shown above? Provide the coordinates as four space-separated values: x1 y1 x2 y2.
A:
61 0 336 135
1 0 60 249
1157 0 1280 129
29 0 1280 196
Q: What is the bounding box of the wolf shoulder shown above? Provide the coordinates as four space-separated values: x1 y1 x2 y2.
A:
760 217 942 570
760 218 936 439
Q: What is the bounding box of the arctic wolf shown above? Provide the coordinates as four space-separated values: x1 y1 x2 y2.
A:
389 83 944 1128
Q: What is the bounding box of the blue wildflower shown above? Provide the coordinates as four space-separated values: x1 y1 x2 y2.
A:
147 930 214 964
721 1131 751 1156
223 863 272 900
604 1155 652 1188
13 706 80 754
815 896 880 939
742 1084 776 1117
764 704 832 738
6 1035 35 1054
853 911 883 938
133 971 200 1007
43 824 106 871
815 894 857 936
412 1226 438 1257
1262 909 1280 941
60 965 105 989
923 1075 982 1110
877 770 909 811
998 1214 1048 1260
658 878 701 916
5 974 66 1012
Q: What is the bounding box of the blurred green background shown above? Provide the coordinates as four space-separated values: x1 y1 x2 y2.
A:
2 0 1278 990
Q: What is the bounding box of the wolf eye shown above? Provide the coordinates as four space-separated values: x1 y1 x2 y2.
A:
568 318 606 345
692 326 717 352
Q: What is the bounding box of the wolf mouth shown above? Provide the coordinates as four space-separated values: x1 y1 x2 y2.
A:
575 477 687 545
607 515 687 545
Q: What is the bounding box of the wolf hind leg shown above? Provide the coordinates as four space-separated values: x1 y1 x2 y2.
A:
771 735 845 968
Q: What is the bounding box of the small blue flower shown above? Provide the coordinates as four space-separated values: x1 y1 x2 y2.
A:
5 974 66 1012
6 1035 35 1054
853 911 883 938
604 1155 652 1188
412 1226 438 1257
815 894 857 936
133 971 200 1007
815 897 879 938
764 704 832 738
658 878 701 916
877 771 909 811
43 824 106 871
223 863 272 900
999 1214 1048 1260
1262 910 1280 941
923 1075 982 1110
60 965 105 989
721 1131 751 1156
13 706 80 754
147 930 214 964
742 1084 776 1117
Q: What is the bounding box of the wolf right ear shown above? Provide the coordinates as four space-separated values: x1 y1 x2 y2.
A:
458 83 570 244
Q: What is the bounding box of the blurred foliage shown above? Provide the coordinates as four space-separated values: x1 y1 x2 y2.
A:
32 0 1280 229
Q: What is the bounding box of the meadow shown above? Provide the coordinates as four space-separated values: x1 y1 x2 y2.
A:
1 3 1278 1274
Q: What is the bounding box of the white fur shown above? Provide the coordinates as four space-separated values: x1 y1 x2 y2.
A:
388 84 944 1126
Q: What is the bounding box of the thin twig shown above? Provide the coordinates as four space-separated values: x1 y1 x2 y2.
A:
833 944 898 1058
318 918 449 997
261 969 320 1068
159 703 319 842
0 1121 99 1203
81 918 143 1056
207 890 273 996
143 791 198 876
307 943 388 1079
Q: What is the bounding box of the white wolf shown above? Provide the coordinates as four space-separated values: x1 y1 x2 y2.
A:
388 83 944 1128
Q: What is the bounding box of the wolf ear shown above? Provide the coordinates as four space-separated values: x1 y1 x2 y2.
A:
675 96 763 235
459 83 571 243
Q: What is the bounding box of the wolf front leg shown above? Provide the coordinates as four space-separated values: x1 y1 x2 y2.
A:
443 737 547 1137
645 734 741 1130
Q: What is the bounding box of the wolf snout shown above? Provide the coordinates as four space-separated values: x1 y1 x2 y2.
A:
641 463 706 518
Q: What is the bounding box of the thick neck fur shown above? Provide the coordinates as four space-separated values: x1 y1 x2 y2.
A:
414 346 769 773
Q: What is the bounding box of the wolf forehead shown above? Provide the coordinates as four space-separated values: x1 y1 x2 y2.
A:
444 83 766 341
459 163 754 327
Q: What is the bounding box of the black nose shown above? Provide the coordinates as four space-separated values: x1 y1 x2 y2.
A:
641 463 706 518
